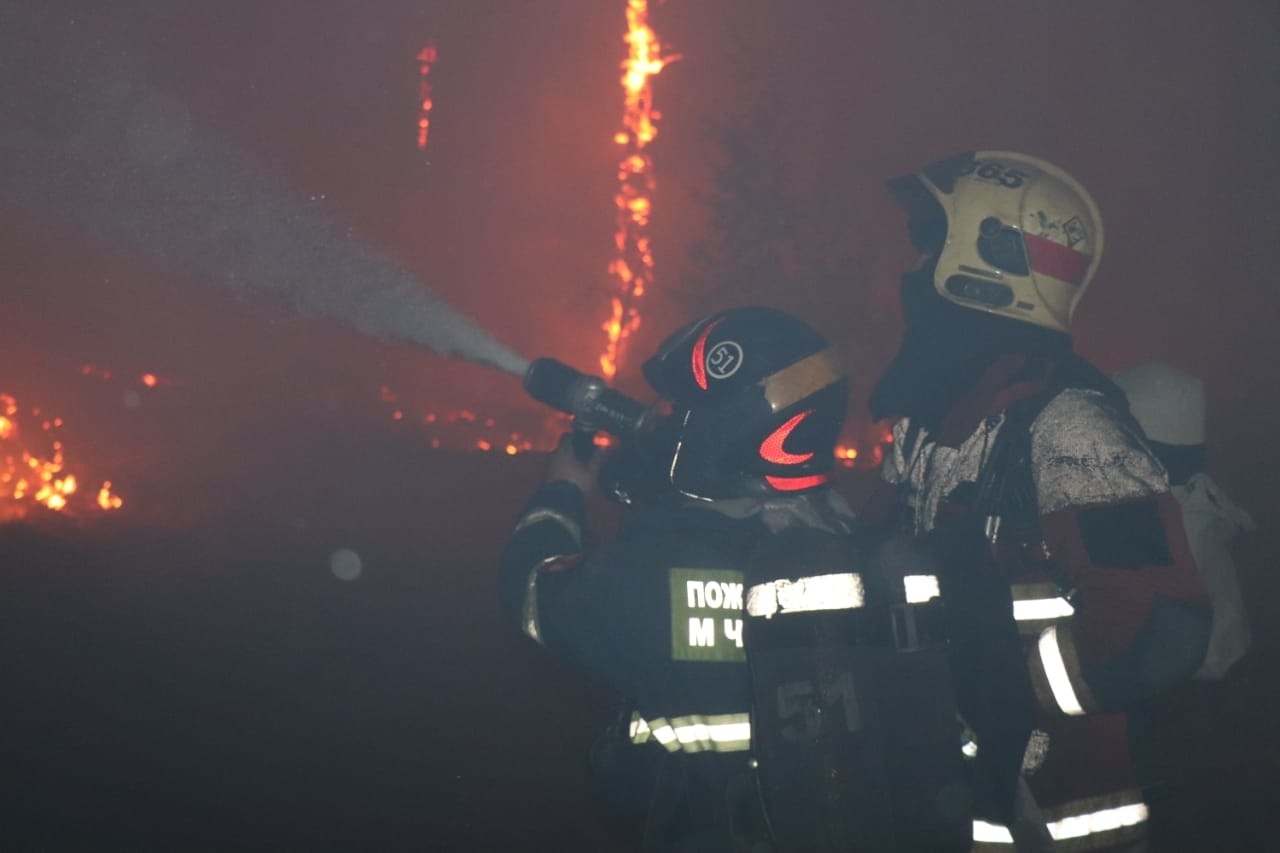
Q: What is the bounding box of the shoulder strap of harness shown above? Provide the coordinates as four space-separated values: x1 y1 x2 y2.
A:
971 354 1141 542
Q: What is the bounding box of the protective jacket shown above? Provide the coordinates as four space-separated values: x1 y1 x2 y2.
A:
499 479 857 851
868 352 1211 851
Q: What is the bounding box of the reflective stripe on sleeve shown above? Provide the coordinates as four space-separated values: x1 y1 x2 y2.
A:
629 713 752 753
521 565 542 644
520 553 580 644
746 573 864 620
512 506 582 547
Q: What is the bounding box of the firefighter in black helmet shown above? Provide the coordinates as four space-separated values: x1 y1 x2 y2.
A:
502 306 851 850
501 306 970 851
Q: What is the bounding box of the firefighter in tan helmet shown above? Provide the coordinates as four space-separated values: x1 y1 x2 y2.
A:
862 151 1211 851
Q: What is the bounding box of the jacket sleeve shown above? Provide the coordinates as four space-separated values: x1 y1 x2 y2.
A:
498 479 587 644
497 483 659 698
1024 390 1211 715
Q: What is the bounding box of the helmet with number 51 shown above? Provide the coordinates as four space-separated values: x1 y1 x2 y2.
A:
887 151 1104 334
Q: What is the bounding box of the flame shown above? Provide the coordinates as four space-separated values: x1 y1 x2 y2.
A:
834 445 859 467
416 39 438 151
98 481 124 510
82 364 176 390
599 0 677 381
2 392 123 521
80 363 112 381
377 383 550 456
374 382 890 467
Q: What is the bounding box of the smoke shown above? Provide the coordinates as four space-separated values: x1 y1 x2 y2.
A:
0 8 528 377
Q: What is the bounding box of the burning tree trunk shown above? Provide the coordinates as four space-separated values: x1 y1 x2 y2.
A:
600 0 677 382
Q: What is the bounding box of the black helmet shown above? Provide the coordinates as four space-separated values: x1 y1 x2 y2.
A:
640 306 848 500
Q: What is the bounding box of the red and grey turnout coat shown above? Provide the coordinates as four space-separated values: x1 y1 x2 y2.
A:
870 353 1210 852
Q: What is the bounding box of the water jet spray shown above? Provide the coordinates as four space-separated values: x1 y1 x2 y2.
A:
0 10 528 379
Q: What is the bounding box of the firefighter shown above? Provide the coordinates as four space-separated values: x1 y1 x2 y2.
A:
863 152 1212 851
500 306 970 851
1111 360 1254 680
1111 360 1257 848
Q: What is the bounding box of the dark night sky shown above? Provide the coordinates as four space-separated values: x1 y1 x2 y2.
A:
2 0 1278 516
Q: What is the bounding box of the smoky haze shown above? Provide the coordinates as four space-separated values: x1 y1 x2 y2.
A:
0 6 528 378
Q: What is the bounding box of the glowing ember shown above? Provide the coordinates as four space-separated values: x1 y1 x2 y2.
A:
98 481 123 510
82 364 177 390
376 383 549 455
80 363 113 381
599 0 677 381
416 39 438 151
1 392 123 521
374 380 888 467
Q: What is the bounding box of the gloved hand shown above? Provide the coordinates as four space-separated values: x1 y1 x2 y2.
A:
543 432 605 495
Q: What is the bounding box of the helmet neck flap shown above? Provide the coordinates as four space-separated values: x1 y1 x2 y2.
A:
869 263 1070 427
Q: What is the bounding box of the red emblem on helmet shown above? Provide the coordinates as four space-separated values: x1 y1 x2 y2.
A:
690 319 723 390
759 410 816 465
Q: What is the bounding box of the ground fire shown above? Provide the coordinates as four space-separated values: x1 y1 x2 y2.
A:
0 391 123 522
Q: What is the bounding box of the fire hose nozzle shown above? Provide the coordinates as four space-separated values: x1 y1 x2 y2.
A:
523 358 652 439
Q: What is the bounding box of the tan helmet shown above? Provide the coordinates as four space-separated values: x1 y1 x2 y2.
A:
888 151 1104 333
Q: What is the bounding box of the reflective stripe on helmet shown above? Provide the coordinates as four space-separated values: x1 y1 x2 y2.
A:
690 318 722 390
764 473 831 492
758 346 846 413
629 712 752 753
758 410 816 465
746 573 864 620
1025 231 1090 286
